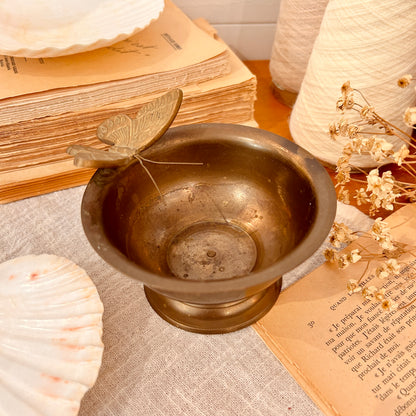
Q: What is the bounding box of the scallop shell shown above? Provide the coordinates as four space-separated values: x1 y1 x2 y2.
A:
0 254 104 416
0 0 165 57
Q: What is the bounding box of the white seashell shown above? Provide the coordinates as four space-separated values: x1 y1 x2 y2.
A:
0 254 104 416
0 0 165 57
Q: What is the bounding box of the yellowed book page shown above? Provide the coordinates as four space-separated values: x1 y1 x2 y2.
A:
0 161 94 204
254 204 416 416
0 0 227 99
101 46 255 108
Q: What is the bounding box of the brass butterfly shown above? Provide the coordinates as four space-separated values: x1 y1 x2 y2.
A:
67 89 184 168
67 89 202 195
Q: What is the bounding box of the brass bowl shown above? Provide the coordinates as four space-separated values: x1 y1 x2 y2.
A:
81 123 336 333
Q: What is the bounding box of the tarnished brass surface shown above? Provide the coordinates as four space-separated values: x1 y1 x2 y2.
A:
81 123 336 333
144 281 281 334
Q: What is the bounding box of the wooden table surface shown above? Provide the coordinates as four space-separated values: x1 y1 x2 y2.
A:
245 60 409 219
244 60 292 140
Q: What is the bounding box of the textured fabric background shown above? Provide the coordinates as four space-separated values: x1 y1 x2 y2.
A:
0 186 373 416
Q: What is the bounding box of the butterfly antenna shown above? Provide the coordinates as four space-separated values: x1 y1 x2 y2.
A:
139 155 203 166
134 155 163 197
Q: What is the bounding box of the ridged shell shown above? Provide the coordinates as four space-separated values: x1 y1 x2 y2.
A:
0 0 165 57
0 254 104 416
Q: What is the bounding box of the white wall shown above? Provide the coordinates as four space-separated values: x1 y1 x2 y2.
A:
174 0 281 60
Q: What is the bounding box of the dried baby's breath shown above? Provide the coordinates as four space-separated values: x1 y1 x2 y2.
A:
329 222 358 248
354 188 369 206
392 144 410 166
325 77 416 311
381 298 398 311
368 138 394 162
398 74 412 88
337 187 350 204
371 218 395 250
347 249 362 264
374 288 386 302
336 81 355 112
331 78 415 216
329 122 339 140
404 107 416 127
347 279 362 294
323 248 338 263
359 105 377 123
375 259 400 279
362 285 377 300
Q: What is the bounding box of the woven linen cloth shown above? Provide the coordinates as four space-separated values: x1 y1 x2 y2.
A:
0 186 373 416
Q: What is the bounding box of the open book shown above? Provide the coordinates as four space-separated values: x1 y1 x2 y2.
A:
254 204 416 416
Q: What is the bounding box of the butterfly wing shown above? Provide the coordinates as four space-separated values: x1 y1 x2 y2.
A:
94 89 182 154
133 88 183 152
66 145 131 168
96 114 140 150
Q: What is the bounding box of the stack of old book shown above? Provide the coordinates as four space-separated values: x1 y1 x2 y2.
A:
0 0 257 203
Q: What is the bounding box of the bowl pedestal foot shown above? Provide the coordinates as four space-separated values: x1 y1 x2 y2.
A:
144 280 281 334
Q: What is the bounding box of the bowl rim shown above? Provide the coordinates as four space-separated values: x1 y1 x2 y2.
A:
81 123 337 294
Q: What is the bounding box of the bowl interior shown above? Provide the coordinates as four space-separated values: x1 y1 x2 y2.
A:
99 132 318 283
